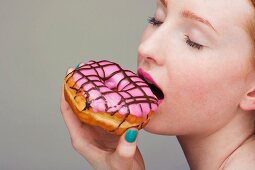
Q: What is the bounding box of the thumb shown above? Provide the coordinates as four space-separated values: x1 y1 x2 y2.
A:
110 128 138 169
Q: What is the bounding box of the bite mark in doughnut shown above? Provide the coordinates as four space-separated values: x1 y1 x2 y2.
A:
64 60 159 135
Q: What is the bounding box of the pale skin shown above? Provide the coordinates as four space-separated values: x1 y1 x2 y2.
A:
60 0 255 169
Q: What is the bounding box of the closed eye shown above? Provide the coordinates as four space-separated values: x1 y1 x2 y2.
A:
147 17 163 26
185 35 204 50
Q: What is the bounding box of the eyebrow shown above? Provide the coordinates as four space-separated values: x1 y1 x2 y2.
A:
181 10 218 33
160 0 167 7
158 0 217 34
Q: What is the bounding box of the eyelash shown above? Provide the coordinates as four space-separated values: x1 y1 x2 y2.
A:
185 35 203 50
147 17 163 26
147 17 204 50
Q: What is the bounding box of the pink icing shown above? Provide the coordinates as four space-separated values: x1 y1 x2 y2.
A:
68 60 158 118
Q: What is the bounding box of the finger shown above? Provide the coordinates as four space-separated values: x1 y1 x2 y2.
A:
61 68 105 161
75 62 85 69
61 67 87 139
110 128 138 169
60 77 83 138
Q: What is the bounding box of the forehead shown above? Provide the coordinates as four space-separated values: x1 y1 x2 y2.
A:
160 0 252 14
160 0 254 33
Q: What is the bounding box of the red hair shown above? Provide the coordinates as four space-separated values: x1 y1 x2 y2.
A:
251 0 255 10
250 0 255 44
249 0 255 69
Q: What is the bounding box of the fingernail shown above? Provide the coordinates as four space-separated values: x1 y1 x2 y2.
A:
75 63 80 69
125 129 138 143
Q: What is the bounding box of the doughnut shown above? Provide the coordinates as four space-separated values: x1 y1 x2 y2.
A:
64 60 159 135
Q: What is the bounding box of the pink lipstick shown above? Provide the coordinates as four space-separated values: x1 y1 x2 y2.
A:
137 68 164 103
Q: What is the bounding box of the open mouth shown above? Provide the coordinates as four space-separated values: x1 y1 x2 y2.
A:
137 69 164 101
141 77 164 100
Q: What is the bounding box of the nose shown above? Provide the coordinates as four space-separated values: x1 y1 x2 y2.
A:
138 28 165 67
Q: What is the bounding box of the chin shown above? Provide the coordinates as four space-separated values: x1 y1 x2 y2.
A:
143 116 170 135
143 108 183 136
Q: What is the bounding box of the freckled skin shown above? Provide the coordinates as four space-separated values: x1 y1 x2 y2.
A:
137 0 254 136
137 0 255 169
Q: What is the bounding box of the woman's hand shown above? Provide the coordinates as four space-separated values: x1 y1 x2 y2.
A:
60 69 145 170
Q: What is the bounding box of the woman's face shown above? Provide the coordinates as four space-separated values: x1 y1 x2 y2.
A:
138 0 255 136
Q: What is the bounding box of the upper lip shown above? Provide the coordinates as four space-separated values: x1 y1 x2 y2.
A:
137 68 160 89
137 68 163 93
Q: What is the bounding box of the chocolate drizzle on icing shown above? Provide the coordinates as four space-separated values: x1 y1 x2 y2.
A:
65 60 158 132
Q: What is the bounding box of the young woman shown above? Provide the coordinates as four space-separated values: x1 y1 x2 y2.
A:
60 0 255 169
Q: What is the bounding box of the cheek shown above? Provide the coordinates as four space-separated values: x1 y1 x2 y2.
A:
167 48 248 112
147 58 247 135
169 69 215 128
169 62 213 107
176 57 246 110
178 74 209 101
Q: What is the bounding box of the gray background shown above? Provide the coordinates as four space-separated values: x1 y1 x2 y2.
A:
0 0 189 169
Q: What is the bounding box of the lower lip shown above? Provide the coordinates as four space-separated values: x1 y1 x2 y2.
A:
158 99 163 105
137 68 164 104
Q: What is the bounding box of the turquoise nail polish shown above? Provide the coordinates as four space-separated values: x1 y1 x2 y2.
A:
125 130 138 143
75 63 80 69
